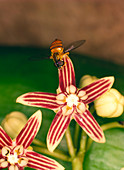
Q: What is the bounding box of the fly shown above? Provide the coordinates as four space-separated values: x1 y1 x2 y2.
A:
50 39 86 69
30 39 86 69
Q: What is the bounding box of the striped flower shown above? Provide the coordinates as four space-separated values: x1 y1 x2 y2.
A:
0 110 64 170
16 56 114 152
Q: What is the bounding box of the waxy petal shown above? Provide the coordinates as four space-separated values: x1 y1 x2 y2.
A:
18 168 24 170
47 110 72 152
0 126 12 148
26 151 64 170
59 56 75 93
0 154 6 169
74 110 105 143
8 166 24 170
16 92 60 110
79 77 114 104
16 110 42 149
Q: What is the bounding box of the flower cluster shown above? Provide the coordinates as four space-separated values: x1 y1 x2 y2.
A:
0 110 64 170
16 55 114 152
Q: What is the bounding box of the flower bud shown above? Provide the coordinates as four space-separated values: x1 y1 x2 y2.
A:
79 75 98 88
94 88 124 118
1 111 27 139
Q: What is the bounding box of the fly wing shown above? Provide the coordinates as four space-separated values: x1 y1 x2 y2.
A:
64 40 86 53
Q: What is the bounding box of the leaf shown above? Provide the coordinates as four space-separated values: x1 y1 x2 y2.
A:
84 128 124 170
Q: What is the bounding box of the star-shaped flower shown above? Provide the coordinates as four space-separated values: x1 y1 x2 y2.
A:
0 110 64 170
16 56 114 152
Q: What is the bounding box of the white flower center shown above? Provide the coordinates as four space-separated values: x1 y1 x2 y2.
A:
66 94 79 108
8 153 18 164
1 145 28 168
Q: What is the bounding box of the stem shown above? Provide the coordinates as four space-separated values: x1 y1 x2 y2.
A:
33 146 71 162
72 130 87 170
33 138 71 162
78 130 87 168
87 121 124 150
86 138 93 151
74 123 80 148
78 130 87 159
101 122 124 131
65 127 75 158
72 157 83 170
33 139 46 147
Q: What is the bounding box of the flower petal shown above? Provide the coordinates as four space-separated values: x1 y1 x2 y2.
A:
18 167 24 170
73 110 105 143
16 92 60 110
79 76 114 104
26 151 64 170
8 165 22 170
0 155 8 169
16 110 42 149
0 126 12 148
1 160 8 169
58 56 75 92
47 110 72 152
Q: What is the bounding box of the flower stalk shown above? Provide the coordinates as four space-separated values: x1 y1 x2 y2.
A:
74 123 80 148
73 131 87 170
78 130 87 160
72 157 83 170
101 121 124 131
33 146 71 162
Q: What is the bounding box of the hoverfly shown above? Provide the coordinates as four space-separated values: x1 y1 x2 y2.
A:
50 39 86 69
30 39 86 69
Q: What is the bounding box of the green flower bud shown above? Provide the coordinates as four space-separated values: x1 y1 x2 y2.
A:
1 111 27 139
94 88 124 118
79 75 98 88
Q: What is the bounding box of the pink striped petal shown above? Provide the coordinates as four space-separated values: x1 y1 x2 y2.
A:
74 110 105 143
26 151 64 170
79 76 114 104
19 168 24 170
18 168 24 170
16 92 60 110
58 56 75 92
0 127 12 148
16 110 42 149
47 110 72 152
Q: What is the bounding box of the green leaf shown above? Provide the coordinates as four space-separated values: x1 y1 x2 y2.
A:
84 128 124 170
